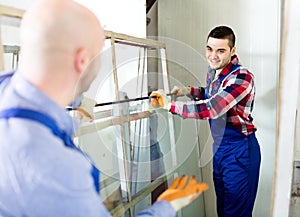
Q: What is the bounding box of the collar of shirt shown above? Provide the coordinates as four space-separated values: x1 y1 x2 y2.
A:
213 69 222 82
10 71 76 136
218 54 240 78
207 55 239 82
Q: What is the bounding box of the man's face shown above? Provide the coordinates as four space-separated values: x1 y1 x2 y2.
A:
80 54 101 93
76 39 104 96
206 37 236 70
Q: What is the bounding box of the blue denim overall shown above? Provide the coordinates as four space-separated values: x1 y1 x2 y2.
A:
205 66 261 217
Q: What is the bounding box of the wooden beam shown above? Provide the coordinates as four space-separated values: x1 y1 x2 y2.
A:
104 30 166 49
110 176 167 217
0 5 25 18
75 111 152 137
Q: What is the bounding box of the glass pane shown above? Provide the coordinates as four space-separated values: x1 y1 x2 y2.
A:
75 36 178 216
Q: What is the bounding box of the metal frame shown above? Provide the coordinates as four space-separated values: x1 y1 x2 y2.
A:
105 30 166 49
96 32 175 217
3 45 20 69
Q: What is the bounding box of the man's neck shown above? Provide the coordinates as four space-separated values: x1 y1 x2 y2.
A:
214 68 223 81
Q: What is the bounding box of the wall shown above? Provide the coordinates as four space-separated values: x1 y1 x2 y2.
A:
295 52 300 161
272 0 300 216
147 3 207 216
0 0 146 64
0 0 146 34
75 0 146 38
0 0 37 41
157 0 281 216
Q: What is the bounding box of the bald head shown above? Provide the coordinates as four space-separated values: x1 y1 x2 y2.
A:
19 0 105 106
21 0 103 54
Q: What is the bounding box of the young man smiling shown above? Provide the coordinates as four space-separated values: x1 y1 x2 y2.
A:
0 0 208 216
151 26 261 217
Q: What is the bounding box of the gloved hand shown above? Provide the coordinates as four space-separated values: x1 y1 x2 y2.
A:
76 96 96 122
150 89 171 110
157 175 208 211
171 85 191 97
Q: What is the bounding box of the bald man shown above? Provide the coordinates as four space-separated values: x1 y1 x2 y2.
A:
0 0 207 217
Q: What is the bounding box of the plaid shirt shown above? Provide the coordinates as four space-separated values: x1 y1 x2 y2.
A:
170 55 256 135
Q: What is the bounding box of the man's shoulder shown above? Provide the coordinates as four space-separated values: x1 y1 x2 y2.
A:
0 119 91 182
230 65 254 79
222 66 255 87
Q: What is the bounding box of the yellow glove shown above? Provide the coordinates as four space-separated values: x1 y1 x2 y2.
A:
157 175 208 211
76 97 96 122
150 89 171 110
171 86 191 97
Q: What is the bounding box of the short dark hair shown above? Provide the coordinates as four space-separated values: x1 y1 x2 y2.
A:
207 26 236 49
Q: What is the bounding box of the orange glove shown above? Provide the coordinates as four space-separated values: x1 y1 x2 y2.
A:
150 89 171 110
157 175 208 211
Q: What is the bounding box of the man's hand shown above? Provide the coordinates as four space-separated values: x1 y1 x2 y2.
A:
171 86 191 97
157 175 208 211
76 97 96 122
150 89 171 110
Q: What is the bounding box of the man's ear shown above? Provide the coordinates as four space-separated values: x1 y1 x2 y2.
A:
231 46 236 56
74 47 89 74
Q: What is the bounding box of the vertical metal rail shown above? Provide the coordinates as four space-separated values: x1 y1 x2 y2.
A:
161 48 181 217
160 47 177 167
131 48 142 196
110 35 133 217
131 47 149 201
2 45 20 70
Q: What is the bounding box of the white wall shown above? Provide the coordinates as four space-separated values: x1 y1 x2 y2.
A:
272 0 300 216
0 0 36 38
74 0 146 38
0 0 146 43
0 0 146 29
157 0 281 216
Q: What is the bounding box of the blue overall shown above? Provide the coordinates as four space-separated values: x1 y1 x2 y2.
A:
0 72 100 194
205 66 261 217
0 108 100 193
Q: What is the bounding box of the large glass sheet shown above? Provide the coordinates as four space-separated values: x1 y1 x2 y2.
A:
76 36 177 216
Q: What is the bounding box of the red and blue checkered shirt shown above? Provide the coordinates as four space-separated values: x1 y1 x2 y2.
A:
170 55 256 135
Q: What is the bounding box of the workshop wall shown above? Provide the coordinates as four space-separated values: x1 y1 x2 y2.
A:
157 0 281 216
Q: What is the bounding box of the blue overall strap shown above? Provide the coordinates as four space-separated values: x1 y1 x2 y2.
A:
205 64 241 99
0 71 15 84
220 64 241 83
0 108 100 193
